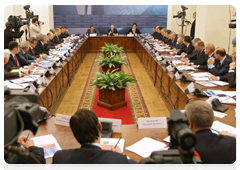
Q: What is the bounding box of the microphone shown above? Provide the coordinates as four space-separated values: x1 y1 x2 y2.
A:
180 75 194 82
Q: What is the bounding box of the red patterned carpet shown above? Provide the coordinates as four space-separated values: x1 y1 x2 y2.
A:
77 53 149 124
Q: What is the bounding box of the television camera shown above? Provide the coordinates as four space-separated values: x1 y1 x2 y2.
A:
4 87 50 163
140 110 202 164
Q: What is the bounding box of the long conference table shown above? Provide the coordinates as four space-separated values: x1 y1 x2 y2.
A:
5 35 236 164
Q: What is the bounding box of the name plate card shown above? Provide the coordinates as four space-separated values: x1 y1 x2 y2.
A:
127 34 134 37
54 114 71 127
138 117 167 129
89 34 97 36
184 82 195 94
98 117 122 132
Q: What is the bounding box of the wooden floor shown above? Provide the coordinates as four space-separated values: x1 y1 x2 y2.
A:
55 52 170 118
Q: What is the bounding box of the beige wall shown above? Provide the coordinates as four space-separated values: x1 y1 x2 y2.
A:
195 5 236 54
168 5 236 54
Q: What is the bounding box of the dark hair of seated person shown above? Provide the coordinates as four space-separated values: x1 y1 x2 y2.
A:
70 109 101 145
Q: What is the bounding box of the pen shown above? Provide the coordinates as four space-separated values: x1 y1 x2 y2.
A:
24 133 30 142
114 137 122 149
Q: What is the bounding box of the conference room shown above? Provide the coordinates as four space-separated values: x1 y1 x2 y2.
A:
3 4 237 168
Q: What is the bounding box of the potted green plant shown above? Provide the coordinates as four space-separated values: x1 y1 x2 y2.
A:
95 54 127 73
100 43 124 56
91 69 137 110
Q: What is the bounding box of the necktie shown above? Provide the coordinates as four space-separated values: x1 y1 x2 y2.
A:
218 62 221 69
43 44 45 49
14 55 20 66
32 48 35 56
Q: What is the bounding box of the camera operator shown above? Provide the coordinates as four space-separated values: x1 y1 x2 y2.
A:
4 22 28 49
30 17 43 38
185 100 236 164
14 135 45 164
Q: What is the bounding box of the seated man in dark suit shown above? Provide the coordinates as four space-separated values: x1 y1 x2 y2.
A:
126 23 141 35
47 32 62 49
172 34 186 55
60 26 70 38
207 47 232 76
7 41 34 70
185 101 236 164
28 37 48 58
108 25 118 36
148 26 158 39
52 28 64 44
165 32 178 49
86 25 97 35
182 41 208 66
154 26 163 41
209 52 236 88
52 109 138 164
191 43 215 70
4 49 28 78
181 37 201 60
177 36 194 55
35 34 53 55
19 41 42 63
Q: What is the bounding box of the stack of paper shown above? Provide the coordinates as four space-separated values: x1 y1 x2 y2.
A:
172 60 184 66
209 81 229 86
4 80 29 90
195 81 217 87
32 134 62 159
126 137 167 158
211 121 236 135
176 66 196 71
213 111 228 118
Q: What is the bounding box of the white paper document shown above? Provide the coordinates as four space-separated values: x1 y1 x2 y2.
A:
209 81 229 86
213 111 228 118
217 96 236 104
211 121 236 135
176 66 196 71
31 134 62 159
101 138 125 153
126 137 167 158
192 77 209 81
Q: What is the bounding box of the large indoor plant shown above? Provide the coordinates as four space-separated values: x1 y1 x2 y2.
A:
91 69 137 110
95 54 127 73
100 43 124 56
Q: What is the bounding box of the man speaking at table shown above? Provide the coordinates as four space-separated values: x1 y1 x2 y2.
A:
52 109 138 164
108 25 118 36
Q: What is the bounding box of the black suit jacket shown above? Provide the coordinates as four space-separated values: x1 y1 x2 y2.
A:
190 49 208 65
195 129 236 164
28 48 40 58
126 28 141 34
4 29 24 49
186 49 199 60
169 37 178 49
210 55 233 76
177 42 194 55
190 20 196 39
47 40 56 49
60 32 70 38
4 64 20 78
152 32 158 39
107 28 118 35
86 29 97 35
35 40 49 55
8 53 32 68
16 146 45 164
220 69 236 88
52 35 63 44
19 49 37 61
198 53 215 70
155 33 163 41
176 43 186 55
52 145 138 164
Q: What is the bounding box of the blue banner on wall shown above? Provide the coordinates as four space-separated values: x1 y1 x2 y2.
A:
53 5 168 35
